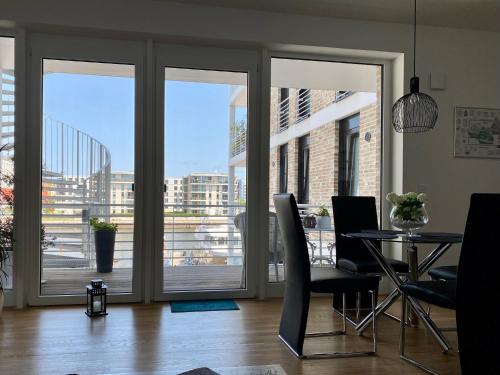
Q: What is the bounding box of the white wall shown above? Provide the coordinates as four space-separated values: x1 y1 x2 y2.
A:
3 0 500 267
402 27 500 264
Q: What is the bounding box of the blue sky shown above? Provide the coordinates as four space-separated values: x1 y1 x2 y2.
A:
43 73 245 178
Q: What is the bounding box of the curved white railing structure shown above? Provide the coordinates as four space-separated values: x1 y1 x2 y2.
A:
41 116 112 266
42 115 111 209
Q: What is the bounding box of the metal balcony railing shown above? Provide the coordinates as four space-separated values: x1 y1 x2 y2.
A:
41 202 334 271
277 90 353 133
42 115 111 209
41 202 247 270
230 122 247 158
229 89 355 159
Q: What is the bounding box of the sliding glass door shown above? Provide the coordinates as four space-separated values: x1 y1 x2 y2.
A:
41 59 136 296
27 35 145 305
154 45 259 300
25 36 259 305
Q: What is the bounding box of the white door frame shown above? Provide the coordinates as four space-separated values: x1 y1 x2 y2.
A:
25 33 146 305
153 43 260 301
262 49 397 297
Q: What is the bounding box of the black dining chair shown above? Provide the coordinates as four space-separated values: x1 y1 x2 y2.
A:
428 265 457 281
332 196 409 320
273 193 379 359
399 193 500 374
456 194 500 374
427 265 458 324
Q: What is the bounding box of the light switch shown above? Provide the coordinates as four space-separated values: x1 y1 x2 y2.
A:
430 72 446 90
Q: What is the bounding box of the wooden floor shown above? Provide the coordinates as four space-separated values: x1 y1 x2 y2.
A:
0 298 460 375
42 266 284 295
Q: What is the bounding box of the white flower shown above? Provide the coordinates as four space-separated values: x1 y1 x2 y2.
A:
406 192 418 199
386 192 398 204
417 193 428 203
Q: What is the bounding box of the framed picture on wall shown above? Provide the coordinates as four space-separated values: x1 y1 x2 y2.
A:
454 106 500 158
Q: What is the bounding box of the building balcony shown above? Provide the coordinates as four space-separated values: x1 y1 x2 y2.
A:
39 202 333 295
229 90 376 167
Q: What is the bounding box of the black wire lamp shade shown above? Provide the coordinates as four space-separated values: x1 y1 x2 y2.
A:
392 76 438 133
392 0 438 133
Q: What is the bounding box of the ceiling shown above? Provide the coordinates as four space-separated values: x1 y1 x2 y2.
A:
162 0 500 33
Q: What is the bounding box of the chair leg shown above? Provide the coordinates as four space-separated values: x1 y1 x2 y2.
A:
300 291 377 359
239 251 246 288
371 290 377 353
399 295 441 375
356 292 361 322
343 292 347 334
399 294 406 357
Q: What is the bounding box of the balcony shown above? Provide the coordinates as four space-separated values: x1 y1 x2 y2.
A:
40 203 333 295
229 89 355 162
277 90 354 134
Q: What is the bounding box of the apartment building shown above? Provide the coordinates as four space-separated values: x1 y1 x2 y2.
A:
164 177 183 212
182 173 232 215
110 171 134 214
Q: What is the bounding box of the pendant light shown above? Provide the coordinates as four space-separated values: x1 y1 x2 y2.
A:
392 0 438 133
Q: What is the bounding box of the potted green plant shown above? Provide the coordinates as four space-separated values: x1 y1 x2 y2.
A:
0 214 13 314
315 205 331 229
90 217 118 273
0 144 52 313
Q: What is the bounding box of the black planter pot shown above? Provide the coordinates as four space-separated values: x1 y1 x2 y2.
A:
94 230 116 273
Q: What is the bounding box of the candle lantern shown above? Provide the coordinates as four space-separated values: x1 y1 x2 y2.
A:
86 279 108 317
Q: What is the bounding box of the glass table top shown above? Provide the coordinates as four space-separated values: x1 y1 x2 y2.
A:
345 230 463 244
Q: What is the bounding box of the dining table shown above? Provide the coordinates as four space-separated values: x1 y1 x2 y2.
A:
343 230 463 352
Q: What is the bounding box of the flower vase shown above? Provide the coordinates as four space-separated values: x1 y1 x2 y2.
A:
390 203 429 237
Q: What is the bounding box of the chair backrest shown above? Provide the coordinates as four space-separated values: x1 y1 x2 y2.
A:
273 194 311 288
332 196 380 264
457 193 500 374
233 212 247 241
234 212 284 262
269 212 285 262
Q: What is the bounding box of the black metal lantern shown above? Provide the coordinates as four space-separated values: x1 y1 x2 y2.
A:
392 0 438 133
86 279 108 317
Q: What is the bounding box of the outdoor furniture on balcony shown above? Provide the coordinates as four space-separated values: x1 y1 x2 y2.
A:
304 227 335 266
234 211 285 285
40 202 336 296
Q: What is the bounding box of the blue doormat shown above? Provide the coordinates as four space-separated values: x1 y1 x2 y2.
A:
170 299 239 313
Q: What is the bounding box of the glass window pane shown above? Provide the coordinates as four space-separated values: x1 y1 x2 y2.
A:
163 68 248 292
0 36 15 291
41 59 135 295
269 58 382 282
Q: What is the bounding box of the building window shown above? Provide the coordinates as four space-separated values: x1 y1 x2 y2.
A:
278 88 289 131
338 114 360 196
279 143 288 193
297 89 311 122
298 134 310 204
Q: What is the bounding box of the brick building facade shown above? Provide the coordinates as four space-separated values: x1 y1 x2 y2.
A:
269 66 382 212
